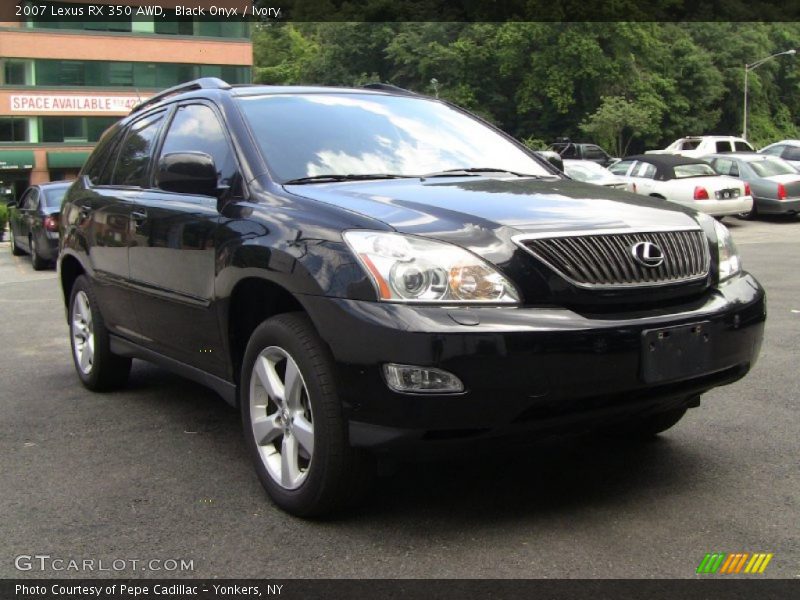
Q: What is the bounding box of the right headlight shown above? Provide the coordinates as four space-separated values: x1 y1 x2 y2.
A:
697 213 741 282
343 231 520 304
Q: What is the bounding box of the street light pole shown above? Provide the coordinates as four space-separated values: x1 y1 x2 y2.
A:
742 48 796 140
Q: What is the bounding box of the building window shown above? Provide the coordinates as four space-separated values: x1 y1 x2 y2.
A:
3 60 29 85
31 2 132 32
154 13 194 35
33 59 251 88
39 117 119 143
0 118 29 142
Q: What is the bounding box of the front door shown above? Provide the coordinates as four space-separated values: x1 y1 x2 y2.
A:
128 103 240 377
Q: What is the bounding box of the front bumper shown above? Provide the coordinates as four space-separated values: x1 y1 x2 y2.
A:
301 273 765 451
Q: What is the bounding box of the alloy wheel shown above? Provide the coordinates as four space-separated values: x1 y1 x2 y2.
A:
71 290 95 375
249 346 314 490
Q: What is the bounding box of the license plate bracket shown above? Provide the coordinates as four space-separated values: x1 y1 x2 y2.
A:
641 321 714 384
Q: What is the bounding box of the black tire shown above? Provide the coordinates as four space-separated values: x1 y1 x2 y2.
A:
737 203 757 220
9 228 24 256
240 312 374 517
68 275 131 391
30 236 48 270
604 407 688 439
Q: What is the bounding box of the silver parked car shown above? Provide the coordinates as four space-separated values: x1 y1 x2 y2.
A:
705 152 800 218
758 140 800 170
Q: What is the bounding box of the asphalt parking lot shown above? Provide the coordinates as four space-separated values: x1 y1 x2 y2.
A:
0 216 798 579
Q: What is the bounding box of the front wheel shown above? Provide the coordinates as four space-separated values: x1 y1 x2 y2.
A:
69 275 131 391
241 313 373 517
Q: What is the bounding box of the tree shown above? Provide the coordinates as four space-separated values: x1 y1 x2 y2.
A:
579 96 656 157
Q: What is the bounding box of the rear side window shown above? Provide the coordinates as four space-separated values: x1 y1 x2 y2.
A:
734 141 754 152
678 140 701 150
43 187 68 207
711 158 739 177
158 104 238 191
782 146 800 161
674 163 716 178
715 140 733 153
583 145 606 160
112 111 165 187
636 162 657 179
83 126 123 186
609 160 633 175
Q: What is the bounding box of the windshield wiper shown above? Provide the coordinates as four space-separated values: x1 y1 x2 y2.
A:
283 174 412 185
420 167 556 179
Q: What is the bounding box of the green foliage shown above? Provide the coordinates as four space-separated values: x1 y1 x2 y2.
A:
251 22 800 154
580 96 657 157
0 203 8 236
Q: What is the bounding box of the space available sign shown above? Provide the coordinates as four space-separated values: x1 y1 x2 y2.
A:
9 94 148 113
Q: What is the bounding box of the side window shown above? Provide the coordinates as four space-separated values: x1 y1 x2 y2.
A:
734 141 753 152
637 162 657 179
560 144 577 158
22 189 39 210
83 126 123 186
711 158 731 175
17 189 32 209
728 161 740 177
583 145 605 160
111 111 165 187
609 160 633 175
715 140 733 153
157 104 239 192
761 144 783 156
782 146 800 161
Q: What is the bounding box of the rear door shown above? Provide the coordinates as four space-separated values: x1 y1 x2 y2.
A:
12 188 37 251
77 110 167 338
128 102 240 376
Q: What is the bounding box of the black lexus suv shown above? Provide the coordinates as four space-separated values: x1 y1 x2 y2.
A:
59 78 765 516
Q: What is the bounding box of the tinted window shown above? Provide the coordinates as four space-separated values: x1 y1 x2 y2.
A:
43 187 68 208
782 146 800 161
734 141 754 152
677 140 701 150
237 94 551 181
158 104 238 190
22 189 39 210
582 145 606 160
609 160 634 175
83 126 123 186
715 141 733 153
112 112 165 187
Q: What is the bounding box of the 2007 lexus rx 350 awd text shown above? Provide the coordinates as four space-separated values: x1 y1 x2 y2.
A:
57 79 766 516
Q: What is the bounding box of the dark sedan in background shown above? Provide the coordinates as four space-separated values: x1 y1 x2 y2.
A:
705 153 800 218
8 181 72 270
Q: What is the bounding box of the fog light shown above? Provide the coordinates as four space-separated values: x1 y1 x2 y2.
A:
383 363 464 394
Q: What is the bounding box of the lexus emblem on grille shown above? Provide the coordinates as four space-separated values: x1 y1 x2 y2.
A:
631 241 664 268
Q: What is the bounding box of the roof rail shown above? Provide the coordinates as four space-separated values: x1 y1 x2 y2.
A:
362 82 417 96
130 77 231 114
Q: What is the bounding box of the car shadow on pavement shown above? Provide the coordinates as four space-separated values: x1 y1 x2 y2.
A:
121 363 705 525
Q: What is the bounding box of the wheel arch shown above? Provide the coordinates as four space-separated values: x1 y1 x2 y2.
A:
59 252 86 310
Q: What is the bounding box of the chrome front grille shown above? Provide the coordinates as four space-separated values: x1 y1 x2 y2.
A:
516 229 710 288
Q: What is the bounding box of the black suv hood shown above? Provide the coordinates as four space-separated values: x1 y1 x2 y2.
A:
284 176 700 237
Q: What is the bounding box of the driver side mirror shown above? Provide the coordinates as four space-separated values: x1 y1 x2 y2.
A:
156 151 220 197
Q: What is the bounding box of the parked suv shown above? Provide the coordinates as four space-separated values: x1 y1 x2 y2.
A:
647 136 755 158
59 79 766 516
547 139 618 166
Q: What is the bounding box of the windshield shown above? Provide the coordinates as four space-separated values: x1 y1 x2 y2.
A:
748 157 797 178
674 163 716 178
237 93 551 182
564 162 609 182
43 187 68 208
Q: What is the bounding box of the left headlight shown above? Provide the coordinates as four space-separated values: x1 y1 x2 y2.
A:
713 219 742 282
343 231 521 304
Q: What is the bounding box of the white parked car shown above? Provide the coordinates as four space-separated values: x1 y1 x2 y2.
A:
758 140 800 170
646 136 754 158
609 155 753 217
562 159 633 191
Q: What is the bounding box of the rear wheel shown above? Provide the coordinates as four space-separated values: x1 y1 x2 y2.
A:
241 313 373 517
605 407 688 439
738 203 757 220
69 275 131 391
9 228 24 256
30 235 47 270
